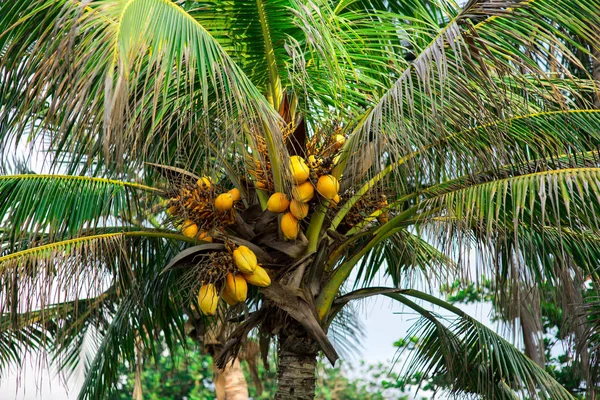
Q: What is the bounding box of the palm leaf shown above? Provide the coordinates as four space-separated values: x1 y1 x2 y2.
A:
389 291 574 399
187 0 301 105
0 229 186 399
352 229 456 288
340 0 600 189
0 230 186 330
0 174 160 249
0 0 284 175
422 167 600 238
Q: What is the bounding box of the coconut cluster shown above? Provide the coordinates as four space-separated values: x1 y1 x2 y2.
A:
197 245 271 315
264 154 342 240
164 131 393 315
167 177 242 240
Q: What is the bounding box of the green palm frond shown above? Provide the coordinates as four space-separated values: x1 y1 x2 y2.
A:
0 293 116 377
76 245 185 400
287 0 416 121
353 229 456 288
187 0 301 105
0 230 186 330
340 0 600 189
0 0 284 173
0 175 160 249
422 168 600 236
389 291 574 399
0 229 186 399
327 303 365 359
0 314 49 374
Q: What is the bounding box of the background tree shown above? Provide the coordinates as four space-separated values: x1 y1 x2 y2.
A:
2 0 600 399
112 338 409 400
437 279 600 398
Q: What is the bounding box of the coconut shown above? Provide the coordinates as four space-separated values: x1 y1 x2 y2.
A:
281 212 300 240
198 284 218 315
243 265 271 287
225 273 248 302
182 220 198 238
290 200 309 219
215 193 234 212
233 246 258 274
316 175 339 200
267 192 290 213
292 181 315 202
289 156 310 184
228 188 241 201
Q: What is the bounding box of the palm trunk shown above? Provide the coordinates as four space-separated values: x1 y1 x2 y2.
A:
276 346 317 400
275 324 319 400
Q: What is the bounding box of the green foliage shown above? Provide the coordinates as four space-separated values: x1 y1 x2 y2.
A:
440 280 600 397
2 0 600 398
111 339 409 400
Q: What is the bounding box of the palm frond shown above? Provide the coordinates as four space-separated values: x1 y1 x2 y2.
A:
187 0 301 105
0 0 284 175
0 174 159 249
0 230 185 331
422 167 600 238
341 0 600 190
286 0 415 122
0 229 186 399
389 291 574 399
353 229 456 289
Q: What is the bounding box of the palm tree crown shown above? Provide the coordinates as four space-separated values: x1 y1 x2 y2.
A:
1 0 600 398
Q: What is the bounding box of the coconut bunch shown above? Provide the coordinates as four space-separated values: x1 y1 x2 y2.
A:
338 192 390 233
196 245 272 315
161 131 391 320
166 176 242 240
264 154 342 240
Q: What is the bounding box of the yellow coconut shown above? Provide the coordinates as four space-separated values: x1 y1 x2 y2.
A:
228 188 242 202
329 194 341 208
377 195 388 224
289 200 309 219
377 212 389 224
198 283 218 315
267 192 290 213
215 193 234 212
281 212 300 240
198 230 213 242
316 175 339 200
225 273 248 303
233 246 258 274
182 220 198 238
221 289 239 306
289 156 310 184
198 177 213 191
292 181 315 202
243 265 271 287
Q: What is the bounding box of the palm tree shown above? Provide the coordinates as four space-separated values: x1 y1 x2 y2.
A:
1 0 600 399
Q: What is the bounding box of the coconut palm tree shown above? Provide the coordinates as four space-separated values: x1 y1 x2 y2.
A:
2 0 600 399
